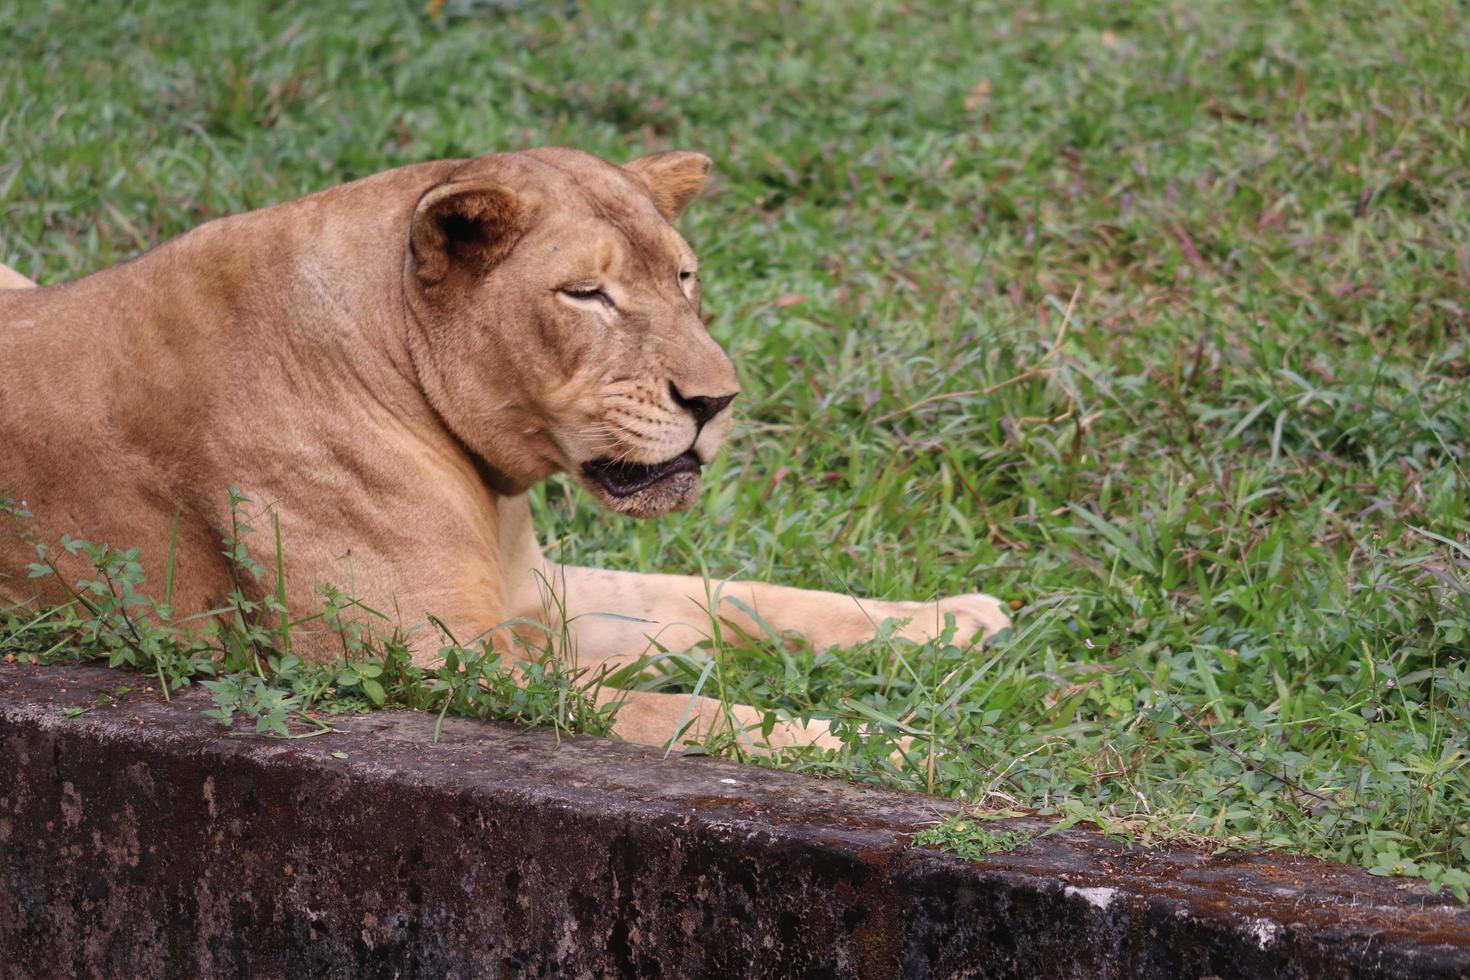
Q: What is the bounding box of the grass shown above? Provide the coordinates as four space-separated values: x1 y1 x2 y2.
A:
3 0 1470 895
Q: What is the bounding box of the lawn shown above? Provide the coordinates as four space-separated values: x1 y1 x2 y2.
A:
3 0 1470 893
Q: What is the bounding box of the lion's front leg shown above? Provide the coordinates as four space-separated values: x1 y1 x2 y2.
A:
532 565 1011 669
591 688 842 753
513 565 1007 752
498 498 1007 751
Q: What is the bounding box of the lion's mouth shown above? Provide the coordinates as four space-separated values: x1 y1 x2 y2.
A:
582 450 702 498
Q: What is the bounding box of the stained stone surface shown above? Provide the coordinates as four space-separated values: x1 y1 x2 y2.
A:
2 663 1467 979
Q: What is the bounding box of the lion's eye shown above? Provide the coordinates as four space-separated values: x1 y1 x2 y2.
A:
678 270 697 285
559 284 615 308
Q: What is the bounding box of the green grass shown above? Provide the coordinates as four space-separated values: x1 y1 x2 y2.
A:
4 0 1470 895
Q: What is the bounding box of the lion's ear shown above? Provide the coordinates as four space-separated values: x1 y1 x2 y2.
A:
410 183 526 285
623 151 712 221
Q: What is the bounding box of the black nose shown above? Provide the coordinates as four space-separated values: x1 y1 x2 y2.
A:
669 383 736 428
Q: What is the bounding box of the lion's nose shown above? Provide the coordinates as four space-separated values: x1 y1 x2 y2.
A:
669 383 736 429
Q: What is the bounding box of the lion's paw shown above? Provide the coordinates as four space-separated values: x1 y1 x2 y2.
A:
891 593 1011 646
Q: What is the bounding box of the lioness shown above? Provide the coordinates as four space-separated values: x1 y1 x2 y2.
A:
0 148 1008 749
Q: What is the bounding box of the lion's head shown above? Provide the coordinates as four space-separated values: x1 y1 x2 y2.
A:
402 147 736 518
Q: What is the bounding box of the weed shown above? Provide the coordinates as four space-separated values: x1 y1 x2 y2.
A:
912 816 1033 860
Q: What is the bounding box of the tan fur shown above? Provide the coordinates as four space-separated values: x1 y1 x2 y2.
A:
0 264 35 289
0 147 1008 752
624 151 712 221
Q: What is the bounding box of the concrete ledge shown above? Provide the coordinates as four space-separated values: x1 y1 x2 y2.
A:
2 664 1467 979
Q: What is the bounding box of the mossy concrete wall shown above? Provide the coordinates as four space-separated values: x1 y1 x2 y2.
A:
3 664 1468 979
